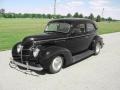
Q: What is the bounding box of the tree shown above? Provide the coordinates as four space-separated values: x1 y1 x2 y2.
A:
96 15 101 22
3 13 14 18
84 16 88 19
79 14 83 18
101 17 105 21
66 13 72 18
41 14 47 18
37 14 42 18
107 17 112 22
88 13 94 20
47 14 52 19
73 12 79 18
18 13 23 18
0 8 5 18
56 14 62 19
0 13 3 18
0 8 5 14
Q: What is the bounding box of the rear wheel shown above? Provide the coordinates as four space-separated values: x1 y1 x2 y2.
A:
94 42 101 55
48 56 63 74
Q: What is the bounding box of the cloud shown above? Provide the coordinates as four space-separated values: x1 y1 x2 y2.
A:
67 1 84 7
89 0 109 7
56 0 84 10
54 0 120 19
3 0 120 19
89 0 120 19
56 0 85 15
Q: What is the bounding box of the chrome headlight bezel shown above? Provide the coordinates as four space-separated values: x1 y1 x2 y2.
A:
33 47 40 57
17 44 23 53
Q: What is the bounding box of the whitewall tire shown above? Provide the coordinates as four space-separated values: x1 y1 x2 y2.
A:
48 56 63 74
94 42 101 55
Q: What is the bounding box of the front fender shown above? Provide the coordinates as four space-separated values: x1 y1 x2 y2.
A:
39 46 73 68
12 42 21 59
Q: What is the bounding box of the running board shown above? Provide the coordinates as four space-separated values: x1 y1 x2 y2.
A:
72 50 94 63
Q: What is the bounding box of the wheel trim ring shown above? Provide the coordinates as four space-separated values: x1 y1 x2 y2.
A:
96 43 101 53
52 56 63 72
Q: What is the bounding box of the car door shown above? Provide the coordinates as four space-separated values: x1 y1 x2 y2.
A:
85 23 96 48
65 23 89 55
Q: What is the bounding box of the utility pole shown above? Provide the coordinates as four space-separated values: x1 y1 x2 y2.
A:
102 8 104 21
54 0 56 18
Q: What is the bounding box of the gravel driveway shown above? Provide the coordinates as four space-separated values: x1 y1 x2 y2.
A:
0 32 120 90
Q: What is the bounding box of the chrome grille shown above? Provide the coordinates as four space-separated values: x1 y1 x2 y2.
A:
20 46 32 62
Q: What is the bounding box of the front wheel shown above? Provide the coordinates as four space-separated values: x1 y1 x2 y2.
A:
48 56 64 74
94 42 101 55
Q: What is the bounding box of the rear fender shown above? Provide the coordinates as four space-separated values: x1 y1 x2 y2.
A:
92 35 104 49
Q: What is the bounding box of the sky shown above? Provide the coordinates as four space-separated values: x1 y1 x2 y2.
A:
0 0 120 19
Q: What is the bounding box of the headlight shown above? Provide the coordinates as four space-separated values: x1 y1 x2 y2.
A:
33 48 40 57
17 44 23 53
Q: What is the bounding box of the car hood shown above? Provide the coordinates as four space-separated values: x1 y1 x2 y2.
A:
22 33 67 44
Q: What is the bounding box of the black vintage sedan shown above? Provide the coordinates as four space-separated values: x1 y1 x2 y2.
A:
10 18 104 74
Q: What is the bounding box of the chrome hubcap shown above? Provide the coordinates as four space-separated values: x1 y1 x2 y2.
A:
96 43 101 53
52 56 63 71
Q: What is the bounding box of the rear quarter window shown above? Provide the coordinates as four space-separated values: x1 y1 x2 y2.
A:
86 23 95 32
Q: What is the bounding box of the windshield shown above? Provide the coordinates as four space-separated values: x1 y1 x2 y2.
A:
44 22 71 33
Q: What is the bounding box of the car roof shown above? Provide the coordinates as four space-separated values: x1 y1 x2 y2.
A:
49 18 97 29
49 18 94 23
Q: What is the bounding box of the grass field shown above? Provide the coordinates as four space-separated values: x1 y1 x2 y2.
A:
0 18 120 51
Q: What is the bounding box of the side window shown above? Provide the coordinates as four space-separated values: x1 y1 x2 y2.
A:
79 24 85 33
87 23 95 32
72 24 85 33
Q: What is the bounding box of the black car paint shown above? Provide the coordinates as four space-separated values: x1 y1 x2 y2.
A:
12 18 103 68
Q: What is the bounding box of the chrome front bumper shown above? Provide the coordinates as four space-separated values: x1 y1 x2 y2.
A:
9 59 43 71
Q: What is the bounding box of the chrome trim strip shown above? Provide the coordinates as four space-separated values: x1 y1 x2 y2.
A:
34 33 95 43
10 60 43 71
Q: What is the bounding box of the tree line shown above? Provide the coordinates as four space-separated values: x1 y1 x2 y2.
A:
0 8 113 22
